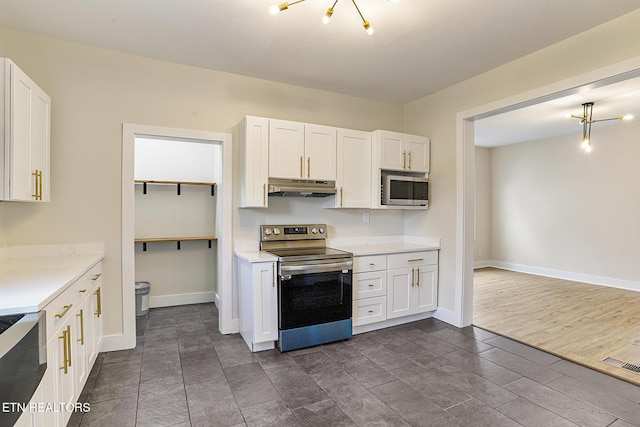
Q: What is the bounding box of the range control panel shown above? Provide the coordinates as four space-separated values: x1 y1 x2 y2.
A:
260 224 326 242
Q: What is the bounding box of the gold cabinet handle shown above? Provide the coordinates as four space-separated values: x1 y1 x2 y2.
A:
340 187 343 207
263 183 267 206
91 273 102 281
368 310 374 313
416 267 420 286
411 268 415 287
55 304 73 318
300 156 303 178
59 328 68 373
368 284 375 287
32 169 42 200
408 151 412 170
67 324 72 367
77 309 84 345
272 263 276 287
402 151 406 169
307 157 310 178
94 287 102 317
79 289 87 293
408 258 424 263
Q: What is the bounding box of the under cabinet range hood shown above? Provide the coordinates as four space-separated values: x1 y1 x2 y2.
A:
268 178 337 197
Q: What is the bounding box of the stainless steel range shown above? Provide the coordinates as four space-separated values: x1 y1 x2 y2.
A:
260 224 353 351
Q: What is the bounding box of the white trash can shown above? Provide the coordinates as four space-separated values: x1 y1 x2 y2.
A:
135 282 151 316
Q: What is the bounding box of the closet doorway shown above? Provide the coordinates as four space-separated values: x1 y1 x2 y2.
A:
122 124 233 350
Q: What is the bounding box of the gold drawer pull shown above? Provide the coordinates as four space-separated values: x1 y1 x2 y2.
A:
55 304 73 318
368 284 375 287
368 310 374 313
369 263 375 266
77 309 84 345
79 289 87 293
91 273 102 281
408 258 424 263
94 287 102 317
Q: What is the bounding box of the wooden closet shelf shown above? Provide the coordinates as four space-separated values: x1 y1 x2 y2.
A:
135 236 217 243
135 180 216 195
135 180 216 186
135 236 217 251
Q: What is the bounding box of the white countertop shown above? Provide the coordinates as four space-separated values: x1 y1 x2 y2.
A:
0 243 104 315
234 250 278 263
333 242 440 256
329 235 440 256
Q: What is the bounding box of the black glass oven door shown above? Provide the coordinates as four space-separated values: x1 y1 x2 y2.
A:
279 270 352 330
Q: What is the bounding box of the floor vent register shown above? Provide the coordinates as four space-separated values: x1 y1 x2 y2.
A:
602 357 640 374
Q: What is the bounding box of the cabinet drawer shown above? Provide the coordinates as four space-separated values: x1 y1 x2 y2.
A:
353 296 386 326
387 251 437 269
353 271 386 299
44 263 102 340
353 255 387 273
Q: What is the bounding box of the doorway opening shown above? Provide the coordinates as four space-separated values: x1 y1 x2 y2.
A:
121 124 233 350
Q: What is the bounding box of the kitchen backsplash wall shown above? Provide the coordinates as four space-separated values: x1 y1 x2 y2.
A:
234 197 405 248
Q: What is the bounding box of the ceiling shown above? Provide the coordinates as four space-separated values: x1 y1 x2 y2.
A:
475 75 640 147
1 0 640 105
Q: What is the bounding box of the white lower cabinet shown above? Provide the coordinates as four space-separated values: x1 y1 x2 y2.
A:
352 249 438 328
387 251 438 319
237 255 278 352
25 262 104 427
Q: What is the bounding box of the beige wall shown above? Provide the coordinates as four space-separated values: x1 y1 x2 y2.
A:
404 9 640 312
0 27 404 339
489 122 640 285
474 147 492 263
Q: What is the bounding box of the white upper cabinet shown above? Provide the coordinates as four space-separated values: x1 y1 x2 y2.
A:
268 119 305 179
375 130 429 173
1 58 51 202
304 124 337 180
269 119 336 180
332 128 371 208
239 116 269 208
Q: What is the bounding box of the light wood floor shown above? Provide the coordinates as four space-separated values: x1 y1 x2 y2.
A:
474 267 640 386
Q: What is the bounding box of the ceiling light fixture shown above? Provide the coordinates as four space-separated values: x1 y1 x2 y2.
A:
270 0 400 35
569 102 633 153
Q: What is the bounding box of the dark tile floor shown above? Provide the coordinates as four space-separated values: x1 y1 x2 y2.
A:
70 303 640 426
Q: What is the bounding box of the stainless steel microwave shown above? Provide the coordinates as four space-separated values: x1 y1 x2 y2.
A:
381 174 429 206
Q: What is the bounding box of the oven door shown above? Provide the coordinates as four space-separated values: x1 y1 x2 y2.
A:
279 259 352 331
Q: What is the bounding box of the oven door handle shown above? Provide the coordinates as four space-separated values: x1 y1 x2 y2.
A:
280 260 353 275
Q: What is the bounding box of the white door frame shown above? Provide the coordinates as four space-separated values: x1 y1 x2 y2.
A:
455 57 640 327
121 124 234 349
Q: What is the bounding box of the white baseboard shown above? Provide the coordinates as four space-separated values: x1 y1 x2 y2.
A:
149 291 215 308
433 307 461 327
100 333 133 352
486 261 640 292
474 260 492 269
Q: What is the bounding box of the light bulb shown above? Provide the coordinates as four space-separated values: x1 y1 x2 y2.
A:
269 2 288 14
363 20 374 35
323 7 334 24
622 114 634 120
581 138 589 149
584 144 592 153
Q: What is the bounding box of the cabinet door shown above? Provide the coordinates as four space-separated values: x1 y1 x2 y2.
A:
240 117 269 207
386 268 413 319
336 129 371 208
304 124 336 180
377 131 406 171
73 303 89 390
269 119 305 179
253 262 278 343
90 285 104 363
406 135 430 173
7 62 51 202
414 265 438 313
49 322 76 427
